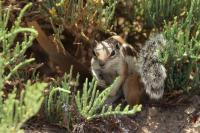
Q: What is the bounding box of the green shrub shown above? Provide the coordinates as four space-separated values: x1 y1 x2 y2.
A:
141 0 191 28
160 0 200 91
45 68 141 132
75 78 142 120
0 81 47 133
40 0 117 42
0 2 47 132
45 67 75 131
0 2 37 81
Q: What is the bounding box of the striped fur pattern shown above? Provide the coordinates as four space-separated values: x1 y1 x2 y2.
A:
91 36 138 86
91 34 167 101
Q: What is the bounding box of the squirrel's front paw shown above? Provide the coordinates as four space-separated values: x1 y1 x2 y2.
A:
97 80 107 88
109 89 118 97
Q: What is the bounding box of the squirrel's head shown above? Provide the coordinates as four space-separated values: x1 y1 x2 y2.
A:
92 36 125 68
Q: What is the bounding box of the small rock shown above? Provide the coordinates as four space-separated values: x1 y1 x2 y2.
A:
148 107 159 117
141 127 151 133
185 106 196 115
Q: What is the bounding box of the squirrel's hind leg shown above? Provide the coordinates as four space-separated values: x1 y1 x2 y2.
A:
122 74 144 105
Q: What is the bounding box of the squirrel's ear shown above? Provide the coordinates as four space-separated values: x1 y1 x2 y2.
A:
92 40 98 48
94 40 98 45
92 50 97 57
92 40 99 50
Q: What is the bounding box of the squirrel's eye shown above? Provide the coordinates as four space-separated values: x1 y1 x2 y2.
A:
116 44 120 49
92 50 97 57
110 50 115 57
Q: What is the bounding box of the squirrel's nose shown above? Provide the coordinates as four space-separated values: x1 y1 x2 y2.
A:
99 61 105 67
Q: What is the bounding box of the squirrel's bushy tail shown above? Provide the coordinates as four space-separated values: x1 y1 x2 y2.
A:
138 34 167 99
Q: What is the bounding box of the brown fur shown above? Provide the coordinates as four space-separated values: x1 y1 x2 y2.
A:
111 36 126 45
120 61 143 105
122 74 143 105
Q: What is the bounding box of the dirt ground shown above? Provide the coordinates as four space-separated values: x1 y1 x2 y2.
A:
24 90 200 133
134 94 200 133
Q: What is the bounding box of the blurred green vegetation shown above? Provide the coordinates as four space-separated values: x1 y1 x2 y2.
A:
161 0 200 91
0 2 46 132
